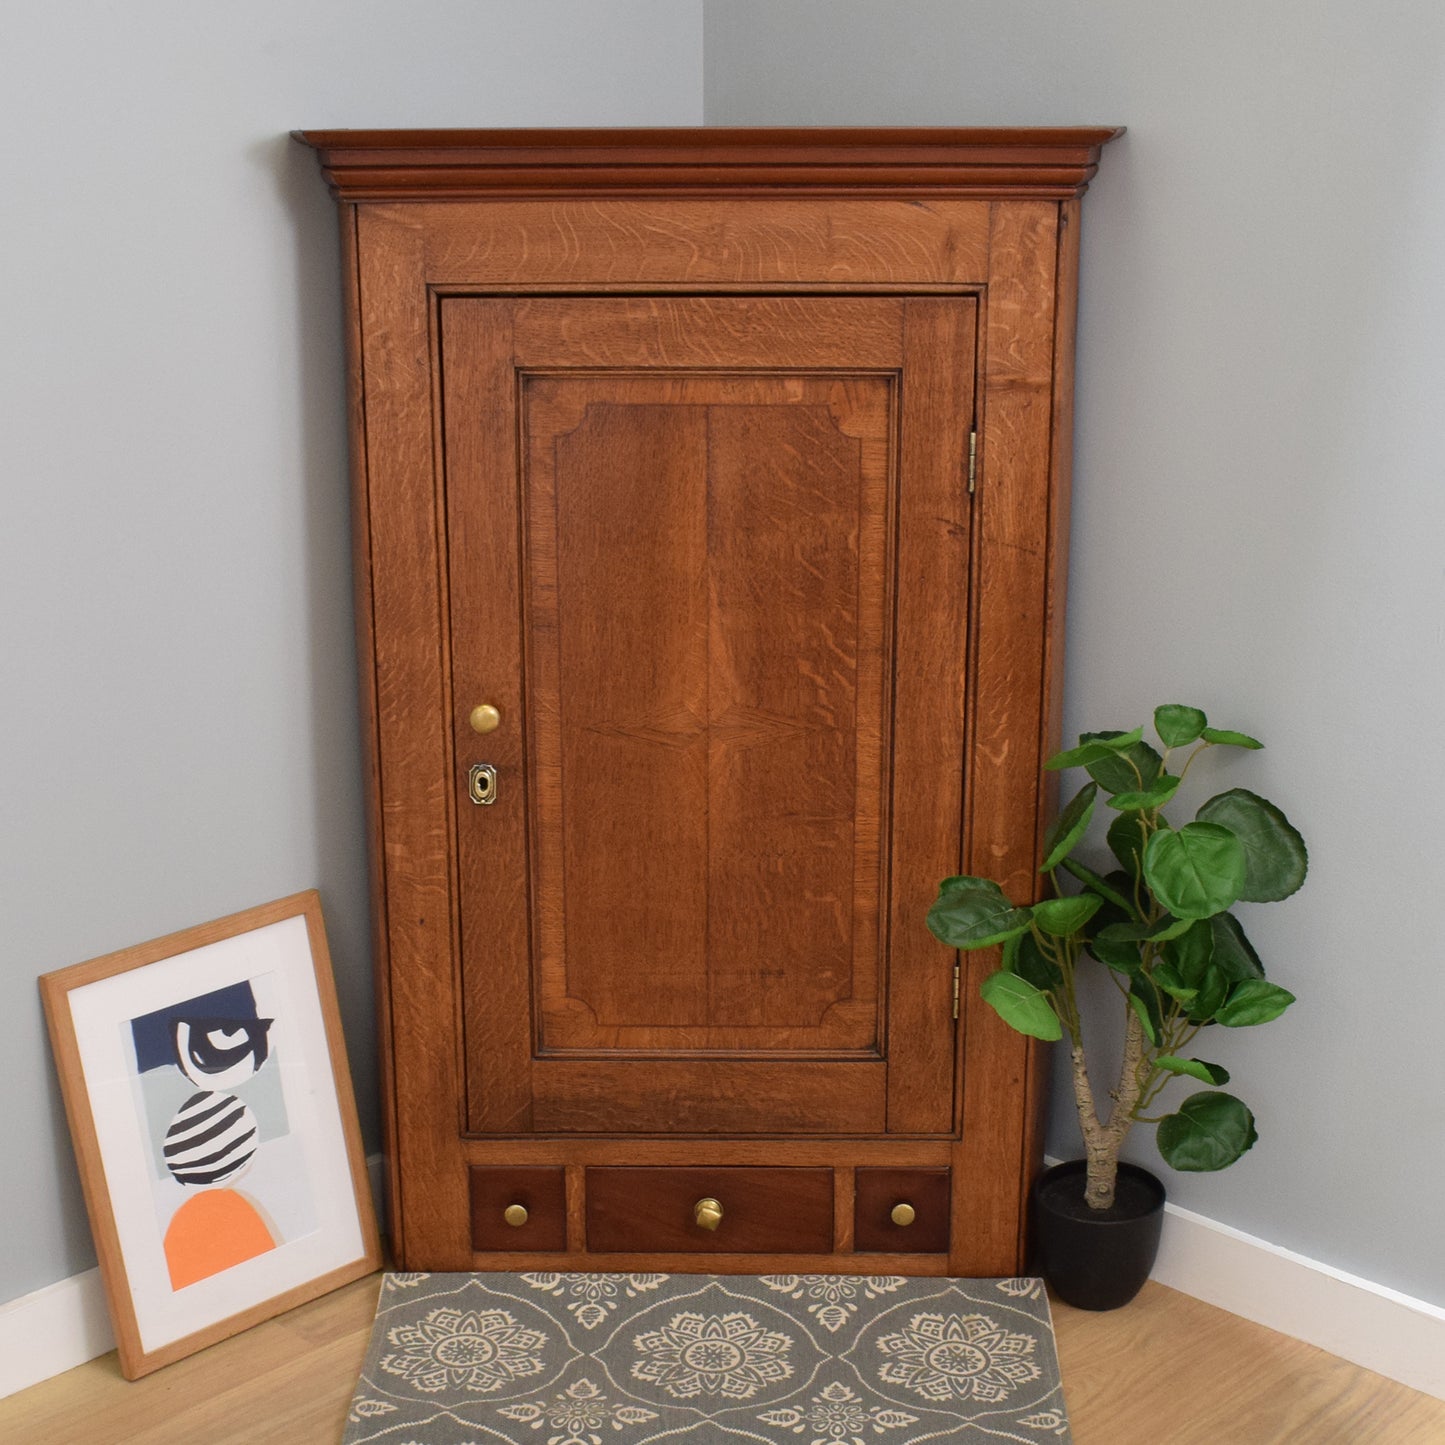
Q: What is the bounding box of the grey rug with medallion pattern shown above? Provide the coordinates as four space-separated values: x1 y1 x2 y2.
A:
342 1272 1070 1444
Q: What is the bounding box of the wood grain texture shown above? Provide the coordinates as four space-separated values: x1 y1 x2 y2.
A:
854 1167 951 1253
886 298 977 1135
313 131 1117 1270
586 1167 834 1253
951 201 1063 1278
355 208 470 1264
416 198 995 290
443 295 959 1144
296 127 1124 201
9 1273 1445 1445
468 1166 566 1251
341 203 404 1263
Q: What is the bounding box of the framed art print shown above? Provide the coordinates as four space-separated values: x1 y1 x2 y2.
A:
40 890 381 1378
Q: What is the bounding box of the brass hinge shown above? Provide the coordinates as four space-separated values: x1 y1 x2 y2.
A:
967 430 978 495
952 959 961 1020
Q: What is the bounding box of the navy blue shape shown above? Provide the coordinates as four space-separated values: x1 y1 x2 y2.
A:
129 980 260 1074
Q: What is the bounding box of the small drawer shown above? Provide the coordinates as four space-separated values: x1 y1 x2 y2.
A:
854 1168 950 1253
470 1166 567 1251
586 1167 834 1254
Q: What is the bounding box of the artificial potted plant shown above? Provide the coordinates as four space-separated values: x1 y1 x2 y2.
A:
927 705 1307 1309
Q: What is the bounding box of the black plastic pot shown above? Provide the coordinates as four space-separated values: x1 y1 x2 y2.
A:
1031 1160 1165 1311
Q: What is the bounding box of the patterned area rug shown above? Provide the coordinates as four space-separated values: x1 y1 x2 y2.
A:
343 1272 1070 1443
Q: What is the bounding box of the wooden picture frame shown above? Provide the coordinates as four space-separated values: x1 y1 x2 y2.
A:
39 890 381 1378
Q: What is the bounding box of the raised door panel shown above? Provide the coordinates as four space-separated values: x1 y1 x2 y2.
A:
441 296 972 1137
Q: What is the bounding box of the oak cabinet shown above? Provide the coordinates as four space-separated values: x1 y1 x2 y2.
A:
299 127 1120 1275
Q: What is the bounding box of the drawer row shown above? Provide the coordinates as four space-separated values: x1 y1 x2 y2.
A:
470 1164 950 1255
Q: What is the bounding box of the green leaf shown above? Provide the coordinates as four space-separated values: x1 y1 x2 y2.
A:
1107 812 1149 880
1097 915 1192 945
1032 892 1103 937
1209 912 1265 982
1083 899 1145 973
1060 857 1136 915
1187 965 1231 1024
1156 1056 1231 1086
1196 789 1308 903
980 971 1062 1041
1143 822 1246 919
1088 933 1145 975
1151 961 1198 1006
1040 782 1099 872
1012 930 1063 991
1128 978 1162 1043
1155 704 1209 748
1216 979 1296 1027
1162 919 1214 985
1082 733 1164 795
1164 922 1225 1022
1045 727 1144 772
1156 1091 1258 1171
927 883 1034 950
1200 727 1264 750
1106 774 1181 813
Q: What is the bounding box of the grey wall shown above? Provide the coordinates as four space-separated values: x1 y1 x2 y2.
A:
706 2 1445 1308
0 0 702 1307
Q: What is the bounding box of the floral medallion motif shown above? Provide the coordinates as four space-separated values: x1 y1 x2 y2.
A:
760 1276 907 1333
521 1273 668 1331
632 1309 794 1400
875 1312 1041 1404
380 1306 548 1394
387 1272 430 1289
758 1381 918 1443
497 1377 659 1444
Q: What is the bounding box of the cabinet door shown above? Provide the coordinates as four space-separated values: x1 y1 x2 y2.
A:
442 295 972 1137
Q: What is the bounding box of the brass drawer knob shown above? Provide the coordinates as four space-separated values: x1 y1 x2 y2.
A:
890 1201 916 1227
503 1203 529 1227
469 703 502 734
694 1197 724 1231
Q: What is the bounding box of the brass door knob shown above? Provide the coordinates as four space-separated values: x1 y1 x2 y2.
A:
694 1197 724 1231
890 1202 916 1227
469 703 502 734
503 1203 529 1227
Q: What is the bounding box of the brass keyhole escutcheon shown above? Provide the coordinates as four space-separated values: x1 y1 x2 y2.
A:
890 1202 916 1227
504 1203 528 1227
468 763 498 806
694 1197 723 1231
469 703 502 734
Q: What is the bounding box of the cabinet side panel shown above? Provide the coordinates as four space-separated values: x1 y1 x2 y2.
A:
953 202 1061 1276
340 204 400 1254
356 208 467 1265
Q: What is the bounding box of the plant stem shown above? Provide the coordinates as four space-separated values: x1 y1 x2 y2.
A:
1072 1005 1148 1210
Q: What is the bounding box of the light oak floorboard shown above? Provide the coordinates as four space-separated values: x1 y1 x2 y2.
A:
1053 1281 1445 1443
2 1273 1444 1443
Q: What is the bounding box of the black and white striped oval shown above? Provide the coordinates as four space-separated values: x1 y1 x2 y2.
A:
163 1090 259 1186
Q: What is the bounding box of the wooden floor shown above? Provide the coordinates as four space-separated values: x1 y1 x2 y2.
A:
2 1273 1443 1444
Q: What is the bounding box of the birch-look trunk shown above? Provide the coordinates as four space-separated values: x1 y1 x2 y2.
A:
1069 1008 1147 1210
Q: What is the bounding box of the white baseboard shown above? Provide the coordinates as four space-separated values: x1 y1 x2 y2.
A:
0 1153 388 1401
0 1265 114 1399
1151 1197 1445 1401
1041 1155 1445 1401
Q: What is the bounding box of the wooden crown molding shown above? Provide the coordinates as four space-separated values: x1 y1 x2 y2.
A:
293 126 1124 202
